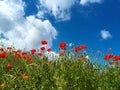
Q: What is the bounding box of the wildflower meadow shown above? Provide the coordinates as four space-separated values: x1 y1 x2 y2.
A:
0 40 120 90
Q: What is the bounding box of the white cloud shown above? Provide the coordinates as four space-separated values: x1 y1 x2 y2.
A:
37 0 103 21
100 30 112 40
0 0 25 32
80 0 102 5
36 11 45 19
0 0 103 51
0 0 57 51
37 0 77 21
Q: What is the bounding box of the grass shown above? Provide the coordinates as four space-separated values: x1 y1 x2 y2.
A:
0 41 120 90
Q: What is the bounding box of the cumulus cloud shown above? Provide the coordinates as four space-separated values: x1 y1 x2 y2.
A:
80 0 102 5
37 0 77 21
0 0 57 50
0 0 103 51
100 30 112 40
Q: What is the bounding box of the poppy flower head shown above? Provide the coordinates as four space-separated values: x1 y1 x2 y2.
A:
112 56 119 61
6 64 12 69
79 45 87 50
26 56 32 62
23 74 29 79
41 40 48 45
22 52 27 55
73 47 79 52
0 52 7 58
40 47 45 51
59 42 66 50
31 49 36 55
104 54 113 60
0 48 4 51
109 62 114 65
104 56 109 60
59 52 64 57
17 50 22 53
14 54 22 59
47 48 51 52
108 54 113 58
7 47 12 50
38 52 43 56
0 82 6 88
31 49 36 53
13 50 22 54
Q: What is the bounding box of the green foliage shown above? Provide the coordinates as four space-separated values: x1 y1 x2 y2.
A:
0 51 120 90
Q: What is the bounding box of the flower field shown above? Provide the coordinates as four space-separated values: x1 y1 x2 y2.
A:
0 40 120 90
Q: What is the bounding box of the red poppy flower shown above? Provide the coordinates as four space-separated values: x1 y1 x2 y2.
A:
14 54 22 59
6 64 12 69
15 50 22 54
112 56 119 61
79 45 87 50
78 47 82 51
41 40 48 45
59 52 64 57
59 42 66 50
7 47 12 50
26 56 32 62
73 47 79 52
31 52 34 55
0 48 4 51
104 54 113 60
40 47 45 51
22 55 28 59
0 52 7 58
108 54 113 58
47 48 51 52
23 74 29 79
22 52 27 55
109 62 114 65
31 49 36 52
0 82 6 88
38 52 43 56
104 56 109 60
31 49 36 55
13 50 20 54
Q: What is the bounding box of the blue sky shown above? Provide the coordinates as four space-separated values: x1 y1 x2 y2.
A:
54 0 120 55
0 0 120 57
